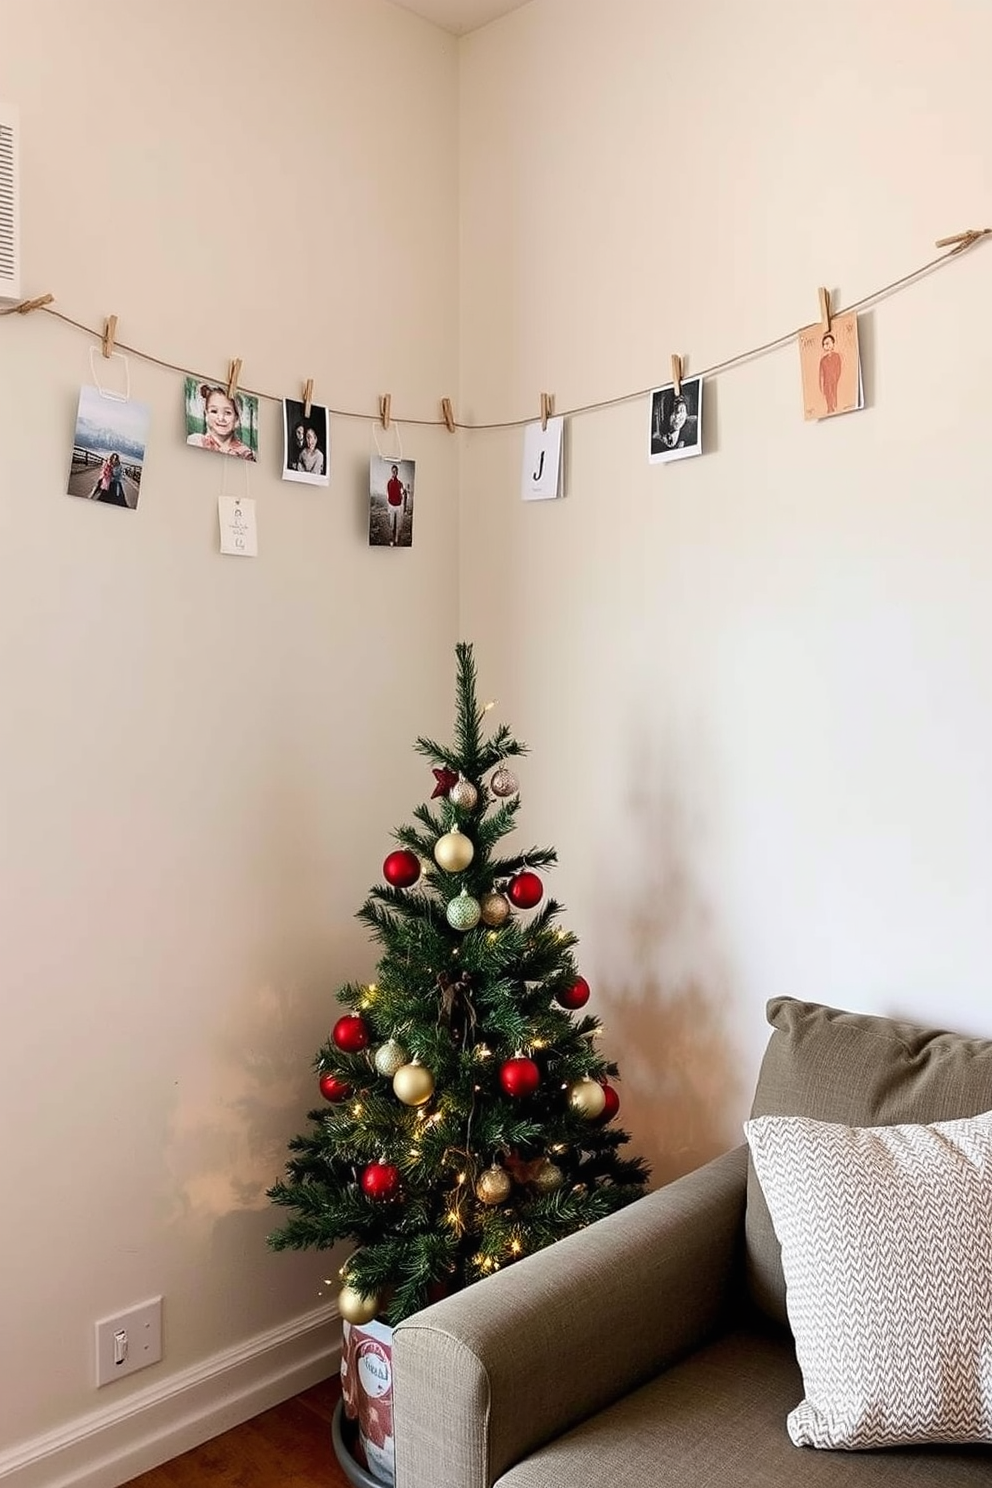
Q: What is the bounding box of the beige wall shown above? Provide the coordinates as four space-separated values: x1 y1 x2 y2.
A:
4 0 992 1478
0 0 459 1477
458 0 992 1178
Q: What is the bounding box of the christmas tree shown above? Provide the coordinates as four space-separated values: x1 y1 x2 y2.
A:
268 643 649 1325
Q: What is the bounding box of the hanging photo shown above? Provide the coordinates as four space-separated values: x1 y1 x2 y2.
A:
649 377 703 464
67 385 152 510
521 416 564 500
184 376 258 460
282 398 330 486
797 312 863 421
369 457 415 547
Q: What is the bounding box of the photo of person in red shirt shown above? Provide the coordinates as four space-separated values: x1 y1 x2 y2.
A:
369 456 415 547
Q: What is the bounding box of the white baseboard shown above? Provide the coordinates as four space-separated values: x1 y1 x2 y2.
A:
0 1304 342 1488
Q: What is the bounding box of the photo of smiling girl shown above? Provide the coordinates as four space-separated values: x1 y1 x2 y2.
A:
184 378 258 460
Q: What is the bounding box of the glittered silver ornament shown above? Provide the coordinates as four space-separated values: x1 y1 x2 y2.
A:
449 778 479 811
446 888 481 931
374 1038 408 1077
479 891 511 927
491 766 519 798
475 1164 512 1205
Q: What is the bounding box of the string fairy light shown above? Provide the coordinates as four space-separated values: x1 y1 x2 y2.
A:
2 229 988 431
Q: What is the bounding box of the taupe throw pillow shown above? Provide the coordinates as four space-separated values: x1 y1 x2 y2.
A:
746 999 992 1326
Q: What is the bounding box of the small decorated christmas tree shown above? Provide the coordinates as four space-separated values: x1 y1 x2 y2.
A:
268 643 649 1326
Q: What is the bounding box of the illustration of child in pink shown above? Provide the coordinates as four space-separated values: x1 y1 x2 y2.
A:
818 332 842 414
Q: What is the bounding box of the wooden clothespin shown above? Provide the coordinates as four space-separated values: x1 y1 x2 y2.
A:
935 228 991 254
303 378 314 418
14 292 54 314
670 354 683 397
101 315 118 359
441 397 455 433
379 394 392 430
540 392 555 431
227 359 242 400
818 288 832 333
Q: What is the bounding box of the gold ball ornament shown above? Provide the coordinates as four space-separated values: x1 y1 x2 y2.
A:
475 1164 512 1205
449 778 479 811
337 1284 380 1325
491 767 519 797
446 889 481 931
434 828 475 873
393 1061 436 1106
532 1159 565 1193
479 891 511 927
567 1077 607 1119
374 1038 408 1077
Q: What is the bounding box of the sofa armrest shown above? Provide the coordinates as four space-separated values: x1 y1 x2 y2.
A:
393 1143 748 1488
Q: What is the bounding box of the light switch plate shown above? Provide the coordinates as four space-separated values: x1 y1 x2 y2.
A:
95 1297 162 1386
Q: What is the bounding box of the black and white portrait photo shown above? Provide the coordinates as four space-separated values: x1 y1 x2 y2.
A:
649 376 703 464
282 398 330 486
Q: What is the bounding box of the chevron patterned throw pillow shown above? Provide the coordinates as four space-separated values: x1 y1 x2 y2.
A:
744 1108 992 1449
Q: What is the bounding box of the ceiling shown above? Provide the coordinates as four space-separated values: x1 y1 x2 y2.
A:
390 0 531 36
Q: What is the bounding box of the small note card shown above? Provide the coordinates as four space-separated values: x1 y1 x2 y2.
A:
218 496 258 557
521 416 564 501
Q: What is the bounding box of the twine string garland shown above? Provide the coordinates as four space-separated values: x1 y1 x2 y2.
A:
2 229 988 429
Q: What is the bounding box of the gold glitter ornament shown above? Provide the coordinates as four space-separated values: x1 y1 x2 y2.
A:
475 1164 512 1205
532 1159 564 1193
479 891 511 927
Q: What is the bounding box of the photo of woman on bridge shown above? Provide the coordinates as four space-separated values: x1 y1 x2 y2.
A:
184 379 258 460
67 385 151 511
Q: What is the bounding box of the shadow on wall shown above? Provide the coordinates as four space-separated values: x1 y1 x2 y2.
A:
596 726 744 1187
163 979 328 1233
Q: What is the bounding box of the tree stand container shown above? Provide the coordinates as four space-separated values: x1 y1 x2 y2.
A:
334 1318 395 1487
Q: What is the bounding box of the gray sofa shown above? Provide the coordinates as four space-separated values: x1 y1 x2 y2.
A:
392 997 992 1486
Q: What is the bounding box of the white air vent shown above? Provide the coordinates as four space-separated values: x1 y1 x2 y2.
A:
0 103 21 302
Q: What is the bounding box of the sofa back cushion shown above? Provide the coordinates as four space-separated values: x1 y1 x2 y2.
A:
746 997 992 1326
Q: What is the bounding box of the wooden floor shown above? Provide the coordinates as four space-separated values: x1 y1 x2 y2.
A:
121 1375 351 1487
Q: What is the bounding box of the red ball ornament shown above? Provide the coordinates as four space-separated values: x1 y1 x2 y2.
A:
333 1014 371 1053
383 849 421 889
318 1072 352 1103
597 1082 621 1123
556 976 590 1010
361 1161 400 1200
500 1056 541 1098
508 871 543 910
